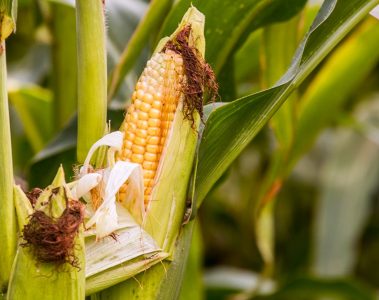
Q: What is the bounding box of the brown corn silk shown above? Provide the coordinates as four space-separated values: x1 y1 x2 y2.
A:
22 198 84 267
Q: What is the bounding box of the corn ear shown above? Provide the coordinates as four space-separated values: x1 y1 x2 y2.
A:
7 166 85 300
96 6 212 299
118 6 206 254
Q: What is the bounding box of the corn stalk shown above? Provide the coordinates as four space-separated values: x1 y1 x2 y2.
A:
0 0 17 295
76 0 107 163
51 3 77 130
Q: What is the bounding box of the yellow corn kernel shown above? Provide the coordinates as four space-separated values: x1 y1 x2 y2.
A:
152 101 162 110
143 161 158 170
144 170 155 179
124 140 133 149
118 50 184 207
138 111 149 121
137 120 148 129
125 131 135 141
144 153 157 162
147 136 160 145
140 102 151 113
146 144 159 153
131 153 144 164
144 179 154 188
132 145 145 155
135 129 148 138
147 127 160 136
149 108 161 119
134 99 142 109
143 93 154 104
148 118 161 127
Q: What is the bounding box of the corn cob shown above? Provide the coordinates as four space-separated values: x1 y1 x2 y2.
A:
118 50 184 206
117 13 218 214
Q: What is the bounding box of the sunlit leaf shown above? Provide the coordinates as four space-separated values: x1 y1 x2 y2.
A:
9 85 53 153
195 0 379 205
291 17 379 163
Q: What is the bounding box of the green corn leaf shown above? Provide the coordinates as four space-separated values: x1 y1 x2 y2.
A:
261 15 301 151
291 17 379 165
195 0 379 206
254 14 302 273
9 86 53 153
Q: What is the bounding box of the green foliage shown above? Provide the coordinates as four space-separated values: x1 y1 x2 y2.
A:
195 0 379 205
9 86 53 152
4 0 379 299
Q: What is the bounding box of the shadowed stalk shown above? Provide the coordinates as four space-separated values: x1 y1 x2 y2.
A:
0 40 16 295
51 3 77 130
0 0 17 292
76 0 107 163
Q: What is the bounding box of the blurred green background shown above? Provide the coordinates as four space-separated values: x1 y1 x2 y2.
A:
6 0 379 299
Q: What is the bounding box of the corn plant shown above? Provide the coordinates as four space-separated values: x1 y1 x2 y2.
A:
1 0 379 299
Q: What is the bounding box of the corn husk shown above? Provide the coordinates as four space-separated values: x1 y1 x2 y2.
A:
94 6 206 299
7 167 85 300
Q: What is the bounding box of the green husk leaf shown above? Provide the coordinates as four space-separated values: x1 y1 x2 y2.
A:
7 167 85 300
13 185 33 229
142 6 204 253
86 250 168 295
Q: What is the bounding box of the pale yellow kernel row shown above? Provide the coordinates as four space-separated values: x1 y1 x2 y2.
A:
118 50 185 206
